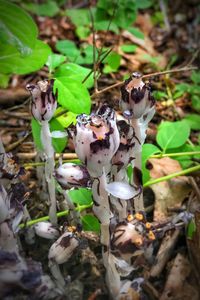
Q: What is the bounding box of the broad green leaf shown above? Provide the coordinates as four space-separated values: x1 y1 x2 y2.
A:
135 0 153 9
82 214 100 232
120 44 137 53
68 188 92 206
94 20 119 33
55 108 77 128
46 53 66 73
0 0 38 53
157 121 190 152
0 73 9 88
191 71 200 84
31 118 67 153
142 144 161 183
153 90 168 100
65 8 91 27
0 40 51 75
127 27 144 40
184 114 200 130
103 52 121 73
22 0 59 17
76 26 90 39
192 95 200 113
54 77 91 114
54 63 94 89
56 40 80 61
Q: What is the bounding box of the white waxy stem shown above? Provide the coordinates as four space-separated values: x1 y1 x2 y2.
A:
50 131 68 138
0 185 9 224
48 231 79 265
34 222 60 239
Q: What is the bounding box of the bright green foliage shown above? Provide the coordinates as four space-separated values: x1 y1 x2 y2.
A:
183 114 200 130
54 77 91 114
55 109 77 128
187 219 196 239
0 0 38 52
0 40 51 75
0 73 9 88
54 63 94 89
156 121 190 152
46 54 66 73
68 188 93 206
120 44 137 53
127 27 145 39
82 214 100 232
0 0 51 75
31 118 68 153
142 144 161 183
103 52 121 73
22 0 60 17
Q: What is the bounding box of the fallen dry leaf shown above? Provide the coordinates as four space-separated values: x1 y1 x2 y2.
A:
149 157 191 222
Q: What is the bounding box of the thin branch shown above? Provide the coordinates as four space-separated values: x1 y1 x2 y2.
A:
151 151 200 158
91 66 197 98
144 164 200 187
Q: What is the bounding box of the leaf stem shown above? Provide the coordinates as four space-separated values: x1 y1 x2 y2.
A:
144 164 200 187
19 203 93 229
151 151 200 158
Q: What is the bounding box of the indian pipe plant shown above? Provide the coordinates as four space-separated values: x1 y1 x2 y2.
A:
26 72 158 299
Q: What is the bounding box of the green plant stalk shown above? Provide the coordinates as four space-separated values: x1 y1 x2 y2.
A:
144 164 200 187
19 203 93 229
151 151 200 158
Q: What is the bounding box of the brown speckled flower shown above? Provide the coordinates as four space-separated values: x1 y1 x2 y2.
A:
120 72 155 119
72 106 120 177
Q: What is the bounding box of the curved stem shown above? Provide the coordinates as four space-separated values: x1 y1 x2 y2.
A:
144 164 200 187
151 151 200 159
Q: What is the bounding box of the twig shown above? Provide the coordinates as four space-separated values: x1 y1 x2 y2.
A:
91 66 197 98
5 132 31 152
17 152 78 160
150 229 181 278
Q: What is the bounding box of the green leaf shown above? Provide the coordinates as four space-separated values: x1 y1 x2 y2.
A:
142 144 161 183
31 118 67 153
65 8 91 27
184 114 200 130
54 63 94 89
153 90 168 100
55 40 80 61
104 52 121 71
22 0 59 17
0 40 51 75
82 214 100 232
156 121 190 152
46 53 66 73
0 73 9 88
55 109 77 128
68 188 92 206
191 95 200 113
135 0 153 9
187 219 196 239
120 44 137 53
127 27 144 39
191 71 200 84
54 77 91 114
76 26 90 39
0 0 38 53
94 20 119 34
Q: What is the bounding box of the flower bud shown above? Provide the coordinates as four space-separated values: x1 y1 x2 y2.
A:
55 163 90 189
111 222 145 258
48 232 79 264
26 79 57 122
120 72 155 119
72 105 120 177
34 222 60 239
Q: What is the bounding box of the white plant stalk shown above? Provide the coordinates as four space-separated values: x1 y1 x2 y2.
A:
41 120 57 225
